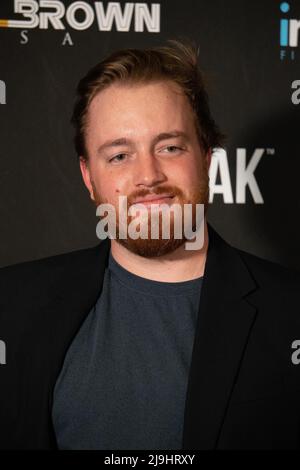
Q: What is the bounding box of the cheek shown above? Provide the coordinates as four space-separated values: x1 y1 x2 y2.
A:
171 164 197 187
108 187 122 203
114 188 120 202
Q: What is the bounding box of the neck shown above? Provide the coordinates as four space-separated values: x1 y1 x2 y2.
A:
110 220 209 282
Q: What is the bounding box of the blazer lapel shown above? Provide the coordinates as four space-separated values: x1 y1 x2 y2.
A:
182 224 258 449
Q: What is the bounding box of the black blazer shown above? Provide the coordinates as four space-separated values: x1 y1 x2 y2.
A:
0 223 300 450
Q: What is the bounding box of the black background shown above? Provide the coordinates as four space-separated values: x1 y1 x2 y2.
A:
0 0 299 269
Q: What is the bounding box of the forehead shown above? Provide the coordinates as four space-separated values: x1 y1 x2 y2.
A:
86 80 196 140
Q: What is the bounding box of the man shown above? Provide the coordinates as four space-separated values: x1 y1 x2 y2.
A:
1 39 300 450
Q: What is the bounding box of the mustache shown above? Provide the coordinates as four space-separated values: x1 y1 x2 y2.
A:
127 186 184 205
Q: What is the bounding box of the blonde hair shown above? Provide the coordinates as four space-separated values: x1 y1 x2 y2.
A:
71 38 225 160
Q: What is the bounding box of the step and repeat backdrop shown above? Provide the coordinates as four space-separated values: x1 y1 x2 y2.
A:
0 0 299 269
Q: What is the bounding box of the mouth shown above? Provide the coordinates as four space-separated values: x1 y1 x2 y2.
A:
132 195 175 206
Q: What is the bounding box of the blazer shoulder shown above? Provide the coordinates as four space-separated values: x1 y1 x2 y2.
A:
0 243 101 292
235 246 300 292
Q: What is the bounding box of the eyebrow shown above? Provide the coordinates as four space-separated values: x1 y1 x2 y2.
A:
96 130 189 155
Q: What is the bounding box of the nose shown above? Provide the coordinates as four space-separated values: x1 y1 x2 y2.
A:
133 152 167 187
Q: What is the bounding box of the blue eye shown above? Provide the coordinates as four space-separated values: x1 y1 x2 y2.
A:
165 146 182 152
109 154 127 163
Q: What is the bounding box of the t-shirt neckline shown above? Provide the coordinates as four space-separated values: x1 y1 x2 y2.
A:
108 249 203 296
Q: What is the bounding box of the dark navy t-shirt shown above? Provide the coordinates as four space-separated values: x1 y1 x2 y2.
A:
52 250 203 450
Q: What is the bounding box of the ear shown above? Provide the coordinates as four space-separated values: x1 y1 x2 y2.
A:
79 157 95 201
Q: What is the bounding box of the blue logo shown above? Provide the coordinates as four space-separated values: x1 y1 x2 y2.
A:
280 2 300 47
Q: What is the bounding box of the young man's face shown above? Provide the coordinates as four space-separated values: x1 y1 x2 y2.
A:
80 79 211 257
